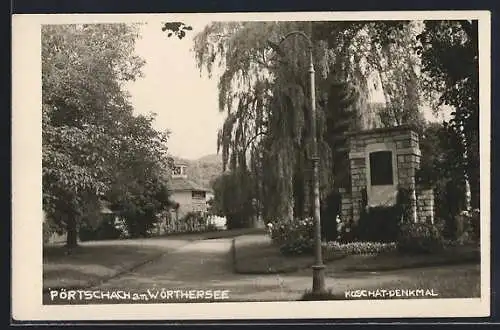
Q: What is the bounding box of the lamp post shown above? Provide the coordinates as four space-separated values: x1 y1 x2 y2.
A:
272 30 326 294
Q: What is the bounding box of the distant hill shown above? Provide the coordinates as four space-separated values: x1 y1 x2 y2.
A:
170 153 224 190
195 153 223 165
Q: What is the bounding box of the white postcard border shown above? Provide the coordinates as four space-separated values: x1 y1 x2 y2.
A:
11 11 491 321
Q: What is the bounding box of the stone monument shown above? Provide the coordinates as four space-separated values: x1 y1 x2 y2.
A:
339 125 435 226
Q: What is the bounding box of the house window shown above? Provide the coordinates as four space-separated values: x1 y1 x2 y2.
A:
173 166 182 176
369 151 394 186
192 191 206 200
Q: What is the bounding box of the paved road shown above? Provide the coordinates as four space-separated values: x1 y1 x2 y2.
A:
43 237 479 304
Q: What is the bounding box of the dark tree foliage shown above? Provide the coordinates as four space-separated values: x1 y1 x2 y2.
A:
211 169 256 229
417 20 479 209
185 20 427 225
417 122 468 238
164 20 479 232
43 24 172 246
162 22 193 39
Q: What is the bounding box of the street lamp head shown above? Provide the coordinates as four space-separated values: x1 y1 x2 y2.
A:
266 39 285 57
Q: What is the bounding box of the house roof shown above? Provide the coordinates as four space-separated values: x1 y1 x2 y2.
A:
169 155 189 166
169 177 212 192
99 200 116 214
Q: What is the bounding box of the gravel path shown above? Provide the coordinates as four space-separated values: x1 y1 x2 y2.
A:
44 237 480 304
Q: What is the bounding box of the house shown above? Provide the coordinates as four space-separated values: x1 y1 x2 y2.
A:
168 161 213 221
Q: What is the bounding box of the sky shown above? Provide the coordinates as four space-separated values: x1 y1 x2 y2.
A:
126 19 449 160
126 19 225 160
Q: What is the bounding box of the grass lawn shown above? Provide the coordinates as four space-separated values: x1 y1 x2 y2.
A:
233 237 310 274
301 263 481 300
390 264 481 298
233 234 480 276
43 244 168 291
154 227 266 241
233 234 345 274
233 235 481 301
341 244 480 272
43 228 265 291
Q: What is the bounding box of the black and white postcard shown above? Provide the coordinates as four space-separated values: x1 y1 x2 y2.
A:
12 11 491 321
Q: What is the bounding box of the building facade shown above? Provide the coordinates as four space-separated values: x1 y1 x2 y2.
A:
168 162 213 221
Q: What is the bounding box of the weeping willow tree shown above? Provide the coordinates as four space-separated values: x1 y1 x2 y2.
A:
365 22 425 128
192 20 424 225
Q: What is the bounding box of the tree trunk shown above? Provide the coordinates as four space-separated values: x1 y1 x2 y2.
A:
467 158 480 210
286 175 295 222
470 176 480 209
466 129 480 210
287 201 294 223
303 169 311 218
66 215 78 249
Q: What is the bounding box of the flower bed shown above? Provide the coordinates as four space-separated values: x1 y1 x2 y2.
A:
269 217 399 257
323 241 397 257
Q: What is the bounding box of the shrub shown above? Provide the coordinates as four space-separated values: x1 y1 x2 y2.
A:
122 209 160 238
433 217 446 234
226 212 253 229
181 211 207 232
354 187 415 242
470 209 480 241
43 221 55 244
337 218 357 243
455 208 480 244
269 217 315 256
212 170 256 229
280 236 314 256
79 215 125 241
356 206 401 242
205 222 219 232
396 187 413 222
114 217 130 238
320 192 341 241
323 241 397 256
397 222 444 254
147 219 167 236
207 215 227 230
435 180 467 239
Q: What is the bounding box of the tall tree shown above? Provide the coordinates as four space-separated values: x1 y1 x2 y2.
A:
105 112 172 237
366 22 424 127
42 24 171 246
190 20 425 223
417 20 479 208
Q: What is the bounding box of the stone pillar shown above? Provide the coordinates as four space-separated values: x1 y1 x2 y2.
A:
349 156 367 224
416 186 435 224
339 188 352 224
395 130 421 223
346 134 367 225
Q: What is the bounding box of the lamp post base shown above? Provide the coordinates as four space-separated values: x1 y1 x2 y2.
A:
312 264 326 294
